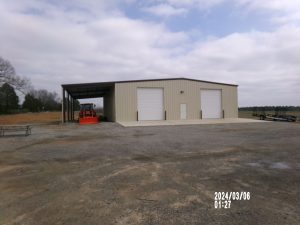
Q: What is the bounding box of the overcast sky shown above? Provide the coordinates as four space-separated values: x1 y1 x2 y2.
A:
0 0 300 106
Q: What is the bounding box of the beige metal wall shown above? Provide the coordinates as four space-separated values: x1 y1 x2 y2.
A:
103 86 115 122
115 79 238 122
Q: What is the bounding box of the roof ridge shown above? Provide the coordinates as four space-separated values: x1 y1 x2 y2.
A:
62 77 238 87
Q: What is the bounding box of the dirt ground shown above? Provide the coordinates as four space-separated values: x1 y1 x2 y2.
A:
0 122 299 225
1 110 298 126
0 112 62 125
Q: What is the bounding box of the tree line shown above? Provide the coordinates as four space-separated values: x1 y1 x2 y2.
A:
0 56 79 114
239 106 300 112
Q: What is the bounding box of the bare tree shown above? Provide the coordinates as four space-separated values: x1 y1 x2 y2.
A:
0 56 31 94
29 89 61 111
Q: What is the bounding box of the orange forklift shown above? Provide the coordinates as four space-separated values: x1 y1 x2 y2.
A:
79 103 98 124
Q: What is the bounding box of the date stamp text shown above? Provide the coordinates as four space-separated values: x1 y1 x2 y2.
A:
214 192 251 209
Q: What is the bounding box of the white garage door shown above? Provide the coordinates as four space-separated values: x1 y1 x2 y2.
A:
137 88 164 121
201 89 222 119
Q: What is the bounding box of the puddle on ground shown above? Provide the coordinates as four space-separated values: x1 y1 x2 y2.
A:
247 161 290 170
55 135 68 138
247 162 261 167
270 162 290 169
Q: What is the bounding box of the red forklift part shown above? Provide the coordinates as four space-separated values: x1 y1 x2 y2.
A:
79 117 98 125
78 103 99 125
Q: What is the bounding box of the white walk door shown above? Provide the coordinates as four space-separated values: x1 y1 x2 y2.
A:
180 104 187 120
137 88 164 121
201 90 222 119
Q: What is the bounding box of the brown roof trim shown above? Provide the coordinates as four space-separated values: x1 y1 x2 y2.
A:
62 77 238 87
62 81 115 88
115 77 238 86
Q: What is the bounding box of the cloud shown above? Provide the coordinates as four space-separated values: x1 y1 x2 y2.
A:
157 0 300 13
235 0 300 25
235 0 300 12
178 26 300 105
160 0 226 9
143 4 187 17
0 0 299 106
0 2 189 86
272 12 300 25
148 0 300 25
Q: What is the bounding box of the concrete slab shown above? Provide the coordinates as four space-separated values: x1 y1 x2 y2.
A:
118 118 267 127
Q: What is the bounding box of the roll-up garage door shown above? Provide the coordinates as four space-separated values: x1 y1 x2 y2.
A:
201 89 222 119
137 88 164 120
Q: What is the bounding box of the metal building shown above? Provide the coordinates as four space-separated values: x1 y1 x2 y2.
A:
61 78 238 122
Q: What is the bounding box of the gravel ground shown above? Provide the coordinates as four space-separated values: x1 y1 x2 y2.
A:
0 122 299 225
